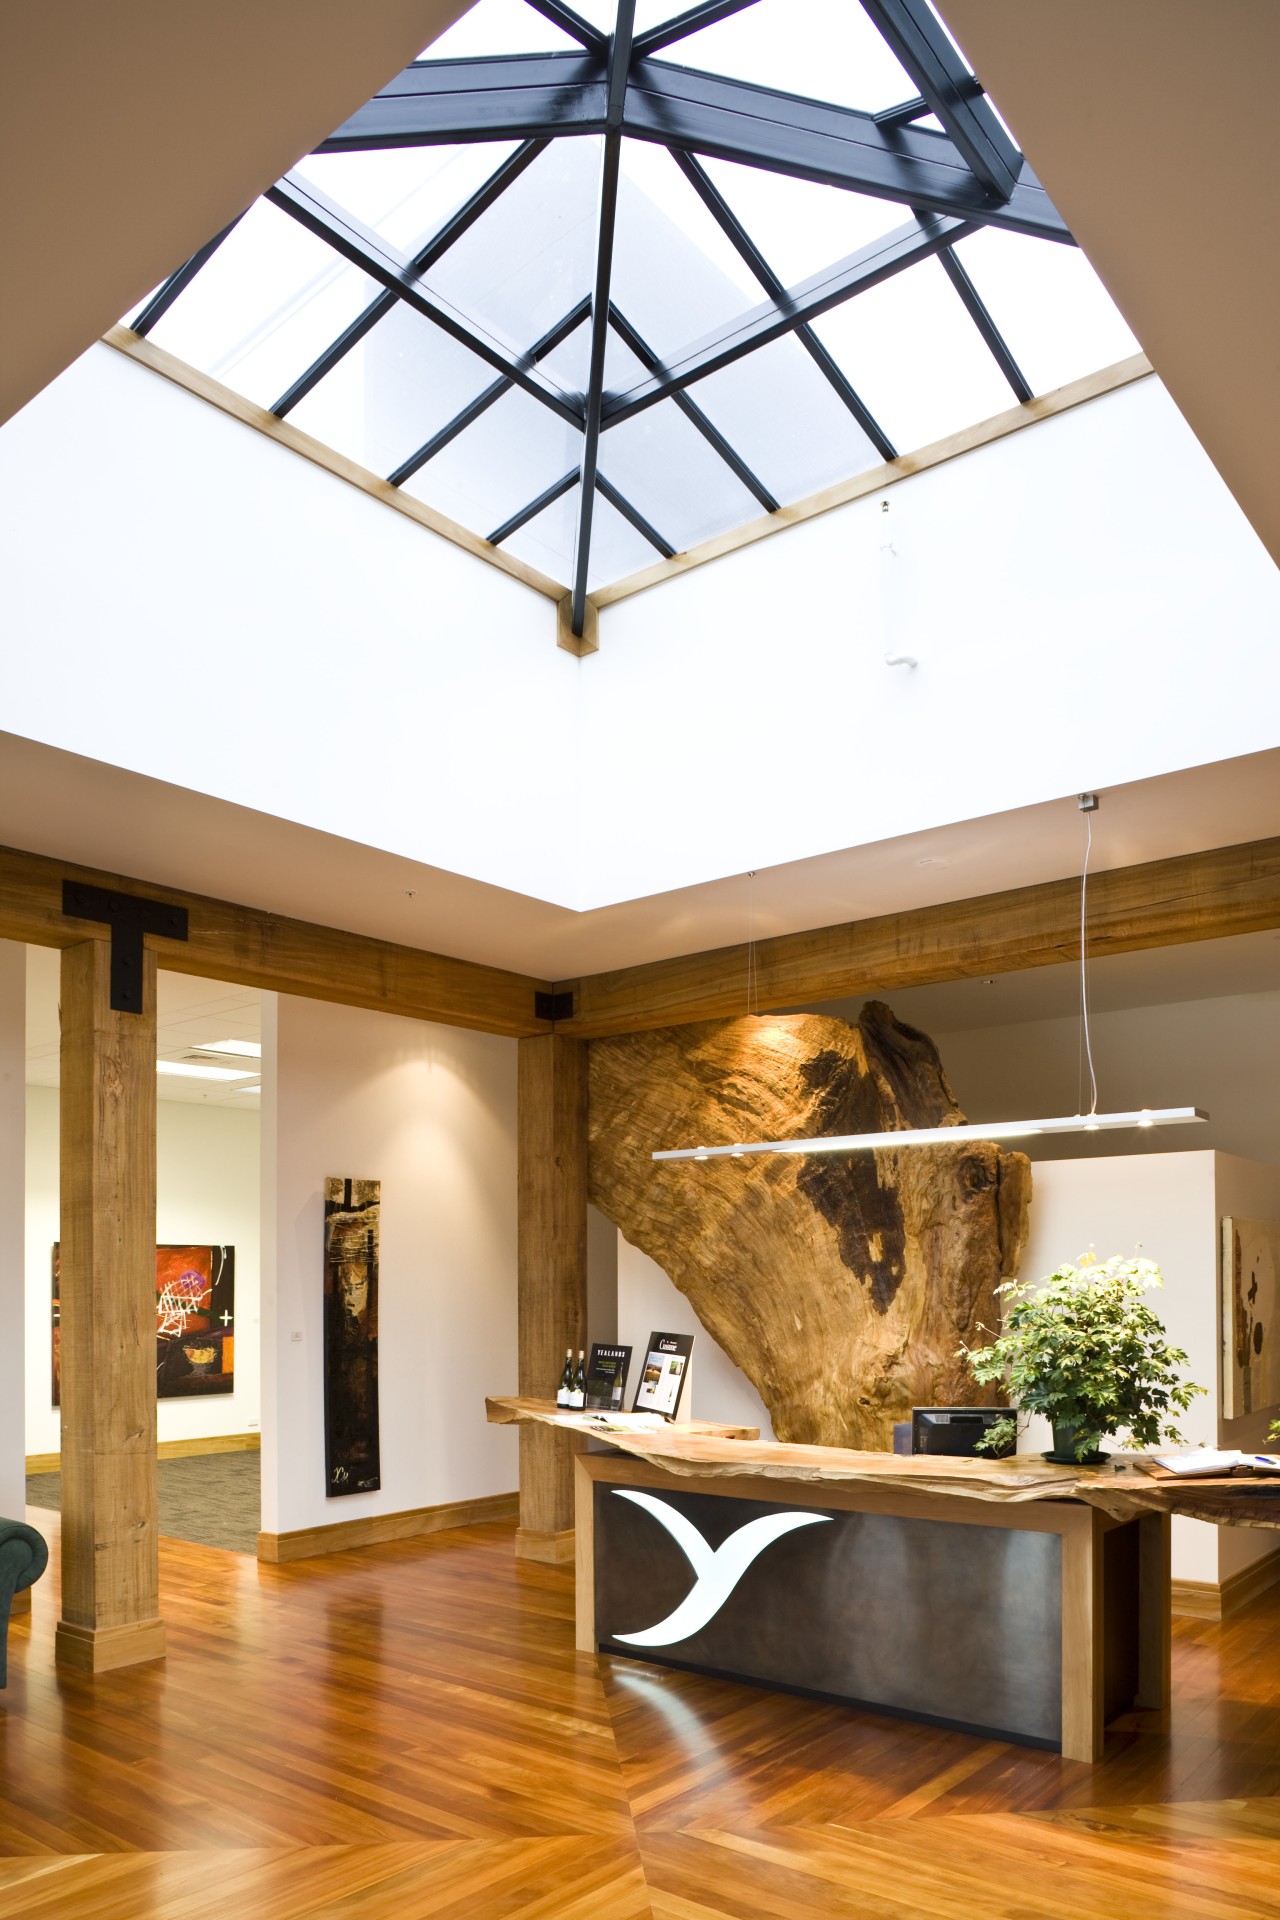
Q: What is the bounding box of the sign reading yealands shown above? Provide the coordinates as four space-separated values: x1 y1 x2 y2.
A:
323 1177 381 1497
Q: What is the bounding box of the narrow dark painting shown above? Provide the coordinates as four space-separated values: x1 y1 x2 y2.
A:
52 1243 235 1404
323 1177 381 1497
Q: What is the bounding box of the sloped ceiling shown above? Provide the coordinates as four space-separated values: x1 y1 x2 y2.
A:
0 0 470 426
940 0 1280 569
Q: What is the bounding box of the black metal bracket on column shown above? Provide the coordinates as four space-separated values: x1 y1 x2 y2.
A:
535 989 576 1024
61 882 190 1014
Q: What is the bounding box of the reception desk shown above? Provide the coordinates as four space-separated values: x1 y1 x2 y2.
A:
488 1398 1184 1763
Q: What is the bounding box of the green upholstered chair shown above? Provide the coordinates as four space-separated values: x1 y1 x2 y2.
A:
0 1519 49 1687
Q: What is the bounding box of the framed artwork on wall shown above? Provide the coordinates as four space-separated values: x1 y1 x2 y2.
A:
323 1177 381 1497
52 1243 236 1404
1223 1216 1280 1418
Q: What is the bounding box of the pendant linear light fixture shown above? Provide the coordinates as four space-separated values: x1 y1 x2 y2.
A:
654 795 1208 1165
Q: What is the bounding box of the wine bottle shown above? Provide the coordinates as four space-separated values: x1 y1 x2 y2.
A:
571 1348 587 1410
556 1347 574 1408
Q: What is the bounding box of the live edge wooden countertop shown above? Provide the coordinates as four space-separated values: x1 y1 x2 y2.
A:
486 1397 1280 1529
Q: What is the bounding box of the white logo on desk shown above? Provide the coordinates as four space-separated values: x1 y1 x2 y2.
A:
612 1490 829 1647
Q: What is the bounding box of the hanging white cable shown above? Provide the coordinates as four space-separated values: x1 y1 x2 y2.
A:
1079 795 1099 1116
745 870 757 1018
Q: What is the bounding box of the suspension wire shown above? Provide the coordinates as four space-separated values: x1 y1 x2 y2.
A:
1080 807 1099 1115
746 870 758 1017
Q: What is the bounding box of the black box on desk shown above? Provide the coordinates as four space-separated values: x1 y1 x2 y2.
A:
911 1407 1011 1458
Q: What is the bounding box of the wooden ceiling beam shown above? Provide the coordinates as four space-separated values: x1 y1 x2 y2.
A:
0 843 552 1040
556 836 1280 1037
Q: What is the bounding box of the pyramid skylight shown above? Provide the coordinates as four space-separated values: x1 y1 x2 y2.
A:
123 0 1138 640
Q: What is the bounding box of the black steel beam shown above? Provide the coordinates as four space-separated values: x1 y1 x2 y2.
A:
607 305 779 512
873 94 931 129
570 0 636 638
602 211 974 425
129 214 244 336
266 173 583 427
319 51 607 149
270 138 548 418
623 60 1069 241
522 0 608 53
388 297 590 488
632 0 762 59
860 0 1021 200
316 52 1071 242
671 151 895 460
489 468 578 544
596 473 676 557
936 244 1032 403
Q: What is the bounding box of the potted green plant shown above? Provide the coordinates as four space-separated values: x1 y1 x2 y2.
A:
960 1252 1204 1463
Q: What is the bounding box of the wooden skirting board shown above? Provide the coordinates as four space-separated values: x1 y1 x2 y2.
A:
257 1490 518 1564
1171 1548 1280 1622
27 1431 261 1475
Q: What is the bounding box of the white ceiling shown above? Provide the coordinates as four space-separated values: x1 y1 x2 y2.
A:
3 731 1278 982
25 946 261 1107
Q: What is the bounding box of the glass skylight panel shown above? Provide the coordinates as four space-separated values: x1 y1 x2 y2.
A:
692 333 881 504
146 200 380 409
400 386 581 544
421 0 581 58
611 145 762 358
697 160 914 291
421 140 601 360
115 0 1145 608
600 401 763 550
286 303 502 478
654 0 918 115
812 254 1018 451
951 228 1142 395
500 477 579 584
584 493 665 591
292 144 522 259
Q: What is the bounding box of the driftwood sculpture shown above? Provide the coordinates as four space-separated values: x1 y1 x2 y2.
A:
588 1002 1030 1449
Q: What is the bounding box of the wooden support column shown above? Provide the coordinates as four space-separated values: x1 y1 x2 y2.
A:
516 1033 587 1563
55 939 165 1673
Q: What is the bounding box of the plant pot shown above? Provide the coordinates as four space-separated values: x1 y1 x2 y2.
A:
1044 1421 1107 1467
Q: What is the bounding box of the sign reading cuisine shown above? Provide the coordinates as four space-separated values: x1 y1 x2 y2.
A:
52 1243 236 1402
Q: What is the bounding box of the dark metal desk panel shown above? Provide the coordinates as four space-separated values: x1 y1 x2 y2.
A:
595 1483 1062 1746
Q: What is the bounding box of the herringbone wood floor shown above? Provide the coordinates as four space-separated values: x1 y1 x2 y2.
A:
3 1509 1280 1917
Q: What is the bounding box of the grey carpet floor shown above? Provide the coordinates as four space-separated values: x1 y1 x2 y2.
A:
27 1451 261 1556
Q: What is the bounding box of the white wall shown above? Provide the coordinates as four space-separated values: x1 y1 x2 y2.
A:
260 992 518 1537
580 376 1280 905
1018 1152 1221 1581
24 1085 261 1457
1215 1154 1280 1578
2 355 1277 916
928 989 1280 1167
616 1236 774 1440
0 943 25 1517
0 344 579 908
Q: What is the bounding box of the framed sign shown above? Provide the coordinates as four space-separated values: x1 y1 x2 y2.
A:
632 1332 693 1421
323 1177 381 1496
585 1343 632 1411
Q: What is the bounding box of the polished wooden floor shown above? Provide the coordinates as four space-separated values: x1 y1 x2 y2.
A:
3 1510 1280 1918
